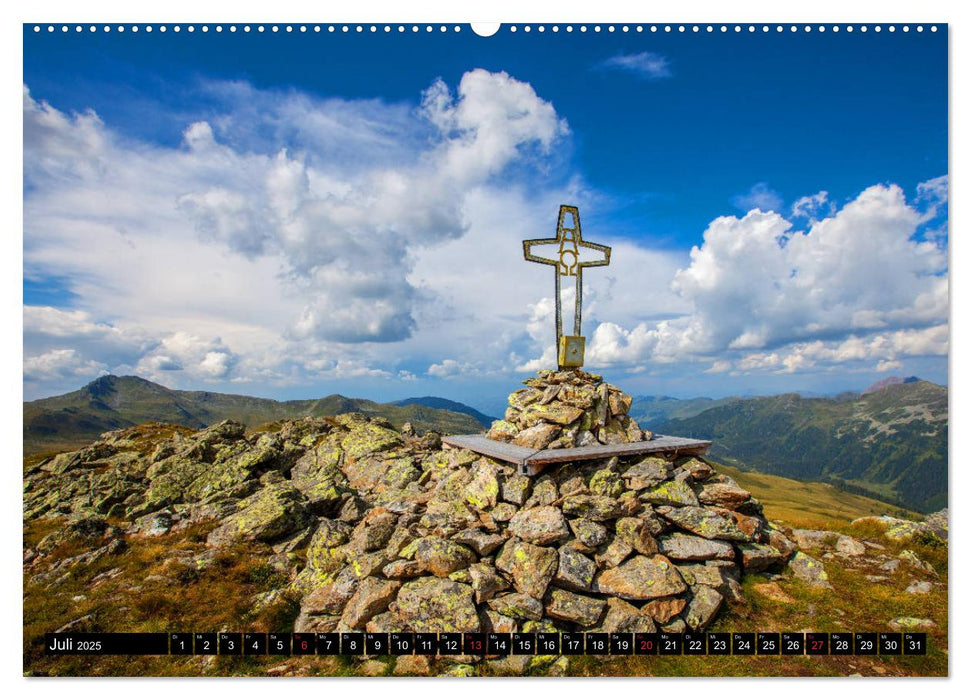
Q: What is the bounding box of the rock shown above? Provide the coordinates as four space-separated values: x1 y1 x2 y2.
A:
696 477 751 509
468 563 510 603
594 555 687 600
788 552 832 588
301 574 360 617
835 536 866 557
348 509 397 552
595 537 633 569
641 597 686 624
684 585 723 631
889 617 936 631
206 483 313 546
790 529 838 549
656 506 750 541
544 588 606 626
410 537 476 578
615 517 659 555
639 480 700 507
512 423 561 450
905 581 934 595
568 518 609 548
553 548 596 592
562 495 623 521
382 559 425 579
501 475 532 506
679 458 714 482
339 577 401 629
391 577 480 633
508 506 571 546
495 539 558 599
520 402 585 427
898 549 935 573
879 559 901 572
524 477 558 507
589 469 625 498
752 582 796 604
452 528 505 556
491 503 518 522
439 664 476 677
480 609 517 633
590 597 653 634
465 462 500 510
658 533 734 561
393 655 431 676
622 457 670 490
486 421 519 442
487 592 544 621
736 542 786 572
765 527 796 558
54 614 96 633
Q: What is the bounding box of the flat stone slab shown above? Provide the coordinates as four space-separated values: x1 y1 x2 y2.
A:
442 434 712 476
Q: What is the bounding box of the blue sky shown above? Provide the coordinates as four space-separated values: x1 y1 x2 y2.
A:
22 24 949 412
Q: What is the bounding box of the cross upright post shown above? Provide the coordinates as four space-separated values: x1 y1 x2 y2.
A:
523 205 611 369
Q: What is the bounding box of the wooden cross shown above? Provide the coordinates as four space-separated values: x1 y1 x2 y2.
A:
523 205 611 368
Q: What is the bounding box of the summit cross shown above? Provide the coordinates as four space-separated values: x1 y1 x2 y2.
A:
523 205 611 369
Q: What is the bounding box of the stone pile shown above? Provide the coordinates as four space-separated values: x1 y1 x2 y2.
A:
23 371 830 662
486 369 649 449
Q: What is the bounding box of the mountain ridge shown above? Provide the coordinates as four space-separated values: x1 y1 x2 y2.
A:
655 379 947 513
23 375 487 455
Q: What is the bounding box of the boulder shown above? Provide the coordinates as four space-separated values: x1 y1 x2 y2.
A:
659 533 734 561
487 592 544 621
656 506 751 541
684 585 723 631
788 552 832 588
544 588 606 626
508 506 571 546
206 483 312 546
495 539 558 599
594 555 687 600
339 577 401 629
409 537 476 578
391 577 480 633
553 548 596 592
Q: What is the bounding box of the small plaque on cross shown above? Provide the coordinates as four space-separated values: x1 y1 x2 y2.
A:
523 205 610 368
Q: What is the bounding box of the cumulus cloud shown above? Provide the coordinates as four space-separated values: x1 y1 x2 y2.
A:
571 182 948 376
23 72 577 397
732 182 783 212
24 349 107 383
600 52 672 80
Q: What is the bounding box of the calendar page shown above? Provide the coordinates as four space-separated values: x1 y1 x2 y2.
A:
22 18 948 680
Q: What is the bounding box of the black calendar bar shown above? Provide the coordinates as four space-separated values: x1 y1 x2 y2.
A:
45 633 168 655
41 631 928 655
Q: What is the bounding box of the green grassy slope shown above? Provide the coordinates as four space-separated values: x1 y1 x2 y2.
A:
657 381 947 513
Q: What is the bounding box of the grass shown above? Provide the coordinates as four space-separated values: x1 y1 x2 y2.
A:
716 462 919 528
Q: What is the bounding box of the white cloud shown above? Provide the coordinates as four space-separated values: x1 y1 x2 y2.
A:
561 182 948 377
600 52 672 80
23 72 580 398
24 348 107 383
791 190 834 222
732 182 783 212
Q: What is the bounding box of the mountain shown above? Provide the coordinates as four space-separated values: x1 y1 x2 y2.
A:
23 376 486 455
862 375 920 395
656 380 947 513
392 396 496 428
630 395 741 426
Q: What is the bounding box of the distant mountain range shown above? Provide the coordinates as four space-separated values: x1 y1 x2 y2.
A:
23 376 489 455
392 396 497 428
654 379 947 513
